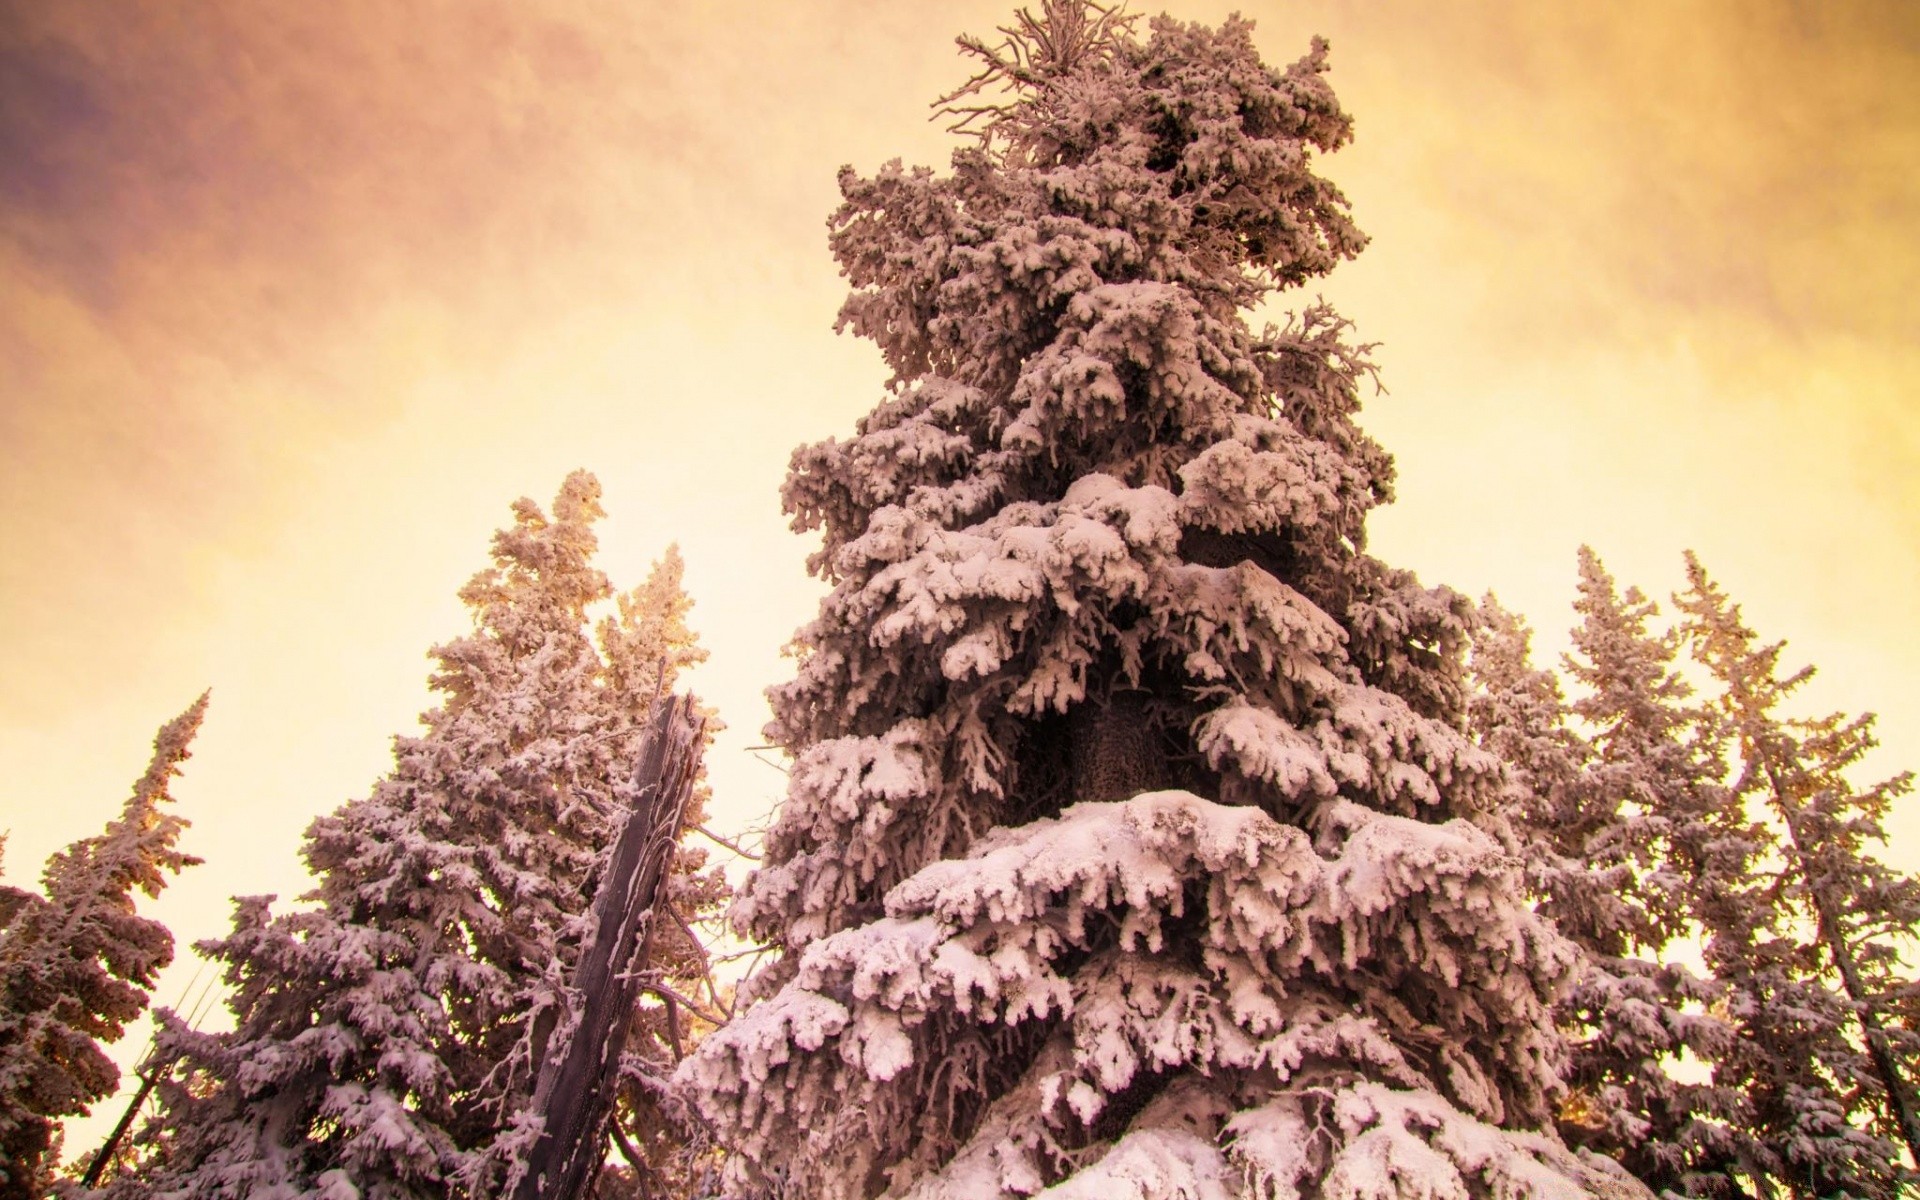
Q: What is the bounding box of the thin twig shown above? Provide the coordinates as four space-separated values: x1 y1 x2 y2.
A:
643 980 728 1028
693 824 761 861
608 1121 656 1200
182 971 221 1032
709 942 774 965
747 749 790 777
661 903 725 1011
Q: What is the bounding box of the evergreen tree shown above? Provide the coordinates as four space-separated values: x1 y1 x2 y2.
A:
684 6 1647 1196
122 474 721 1200
1465 598 1599 944
1675 554 1920 1199
1471 559 1752 1198
1559 552 1756 1198
0 695 206 1200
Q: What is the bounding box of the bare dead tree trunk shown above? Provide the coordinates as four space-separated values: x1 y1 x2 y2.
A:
78 1066 162 1187
510 694 705 1200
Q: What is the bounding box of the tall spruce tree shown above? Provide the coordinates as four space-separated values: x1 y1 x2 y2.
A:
120 474 720 1200
0 695 206 1200
683 6 1648 1197
1674 555 1920 1199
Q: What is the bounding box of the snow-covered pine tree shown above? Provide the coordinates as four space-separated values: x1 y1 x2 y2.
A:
682 6 1648 1197
118 475 721 1200
1471 558 1751 1197
1556 552 1758 1198
0 694 206 1200
1674 554 1920 1199
1465 599 1598 950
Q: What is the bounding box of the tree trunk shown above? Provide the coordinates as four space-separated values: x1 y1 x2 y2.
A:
1747 731 1920 1167
78 1066 161 1187
511 694 705 1200
1068 693 1168 804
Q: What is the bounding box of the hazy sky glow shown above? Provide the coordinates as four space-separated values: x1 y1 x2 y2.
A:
2 0 1916 1155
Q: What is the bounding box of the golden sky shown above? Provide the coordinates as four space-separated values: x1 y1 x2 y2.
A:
2 0 1915 1153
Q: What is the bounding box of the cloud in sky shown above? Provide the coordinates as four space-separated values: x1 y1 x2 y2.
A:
3 0 1914 797
0 0 891 708
1298 0 1920 621
1313 0 1920 340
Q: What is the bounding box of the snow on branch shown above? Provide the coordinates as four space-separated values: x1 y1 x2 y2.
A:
683 790 1597 1198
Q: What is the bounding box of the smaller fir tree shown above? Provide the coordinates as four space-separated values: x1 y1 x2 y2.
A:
495 547 733 1198
1675 554 1920 1199
1473 552 1758 1198
0 695 206 1200
123 475 723 1200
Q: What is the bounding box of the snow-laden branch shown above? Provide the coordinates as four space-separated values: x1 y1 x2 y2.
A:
683 790 1632 1198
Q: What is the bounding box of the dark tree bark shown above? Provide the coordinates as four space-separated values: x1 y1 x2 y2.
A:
511 694 705 1200
78 1066 161 1188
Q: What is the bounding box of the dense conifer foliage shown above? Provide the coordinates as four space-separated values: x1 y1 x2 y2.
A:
1470 563 1750 1197
0 696 205 1200
117 475 721 1200
1472 551 1920 1200
681 5 1648 1196
1673 556 1920 1198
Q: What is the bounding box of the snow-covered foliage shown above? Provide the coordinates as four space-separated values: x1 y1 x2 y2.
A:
1470 550 1920 1198
1470 567 1746 1197
682 5 1646 1196
0 695 206 1200
1673 555 1920 1198
695 790 1647 1199
119 476 723 1200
